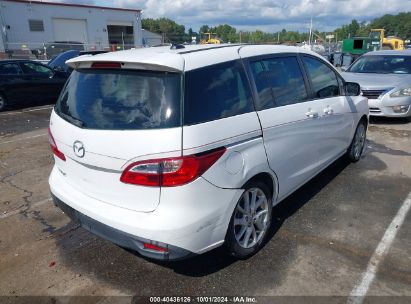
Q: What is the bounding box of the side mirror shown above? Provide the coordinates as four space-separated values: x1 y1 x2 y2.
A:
345 82 361 96
340 66 347 72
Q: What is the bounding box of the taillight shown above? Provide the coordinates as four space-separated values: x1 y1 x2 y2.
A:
120 147 226 187
143 243 168 252
48 128 66 161
91 62 122 68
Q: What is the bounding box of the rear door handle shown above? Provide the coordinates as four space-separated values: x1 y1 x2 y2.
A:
305 110 319 118
323 106 334 115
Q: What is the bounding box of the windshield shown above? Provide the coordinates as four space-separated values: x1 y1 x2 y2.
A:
369 31 381 40
348 55 411 74
55 69 181 130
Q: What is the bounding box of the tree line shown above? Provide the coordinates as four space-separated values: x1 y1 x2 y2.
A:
142 12 411 45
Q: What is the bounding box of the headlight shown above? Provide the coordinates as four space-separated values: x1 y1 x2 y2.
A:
390 87 411 97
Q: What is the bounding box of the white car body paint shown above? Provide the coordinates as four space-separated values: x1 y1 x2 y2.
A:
50 44 368 260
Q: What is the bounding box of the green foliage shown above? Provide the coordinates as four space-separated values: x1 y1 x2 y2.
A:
142 18 186 43
207 24 237 43
334 12 411 40
142 12 411 45
370 12 411 39
335 20 363 40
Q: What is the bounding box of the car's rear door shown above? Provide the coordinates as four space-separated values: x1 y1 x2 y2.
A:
301 55 353 165
50 67 183 212
244 53 323 200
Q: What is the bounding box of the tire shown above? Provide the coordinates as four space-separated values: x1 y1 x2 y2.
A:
224 180 272 259
347 120 367 162
0 93 6 112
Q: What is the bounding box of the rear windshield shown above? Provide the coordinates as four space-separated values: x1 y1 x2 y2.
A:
55 69 181 130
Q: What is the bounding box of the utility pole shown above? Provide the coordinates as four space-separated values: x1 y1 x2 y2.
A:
277 32 280 44
309 17 313 45
239 31 242 44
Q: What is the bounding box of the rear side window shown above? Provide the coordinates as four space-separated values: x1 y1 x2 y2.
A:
0 63 21 75
184 60 254 125
302 56 340 98
250 56 308 109
55 69 181 130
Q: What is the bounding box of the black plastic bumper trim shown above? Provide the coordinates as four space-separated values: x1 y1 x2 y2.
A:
51 192 193 261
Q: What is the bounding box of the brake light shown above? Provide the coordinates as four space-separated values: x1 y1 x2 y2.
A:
143 243 168 252
48 128 66 161
91 62 121 68
120 147 226 187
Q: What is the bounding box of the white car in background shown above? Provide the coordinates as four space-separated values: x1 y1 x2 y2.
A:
342 50 411 118
49 44 368 260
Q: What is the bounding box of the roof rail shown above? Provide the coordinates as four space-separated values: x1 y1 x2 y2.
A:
177 44 242 54
170 44 185 50
79 50 108 56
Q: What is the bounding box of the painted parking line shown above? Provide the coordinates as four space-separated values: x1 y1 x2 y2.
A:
347 191 411 304
0 105 53 116
0 133 48 145
0 198 52 220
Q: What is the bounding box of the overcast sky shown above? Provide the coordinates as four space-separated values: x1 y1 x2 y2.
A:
52 0 410 33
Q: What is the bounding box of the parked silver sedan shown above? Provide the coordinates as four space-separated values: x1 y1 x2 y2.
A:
342 50 411 118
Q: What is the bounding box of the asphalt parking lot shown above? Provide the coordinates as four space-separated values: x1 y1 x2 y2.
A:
0 105 410 302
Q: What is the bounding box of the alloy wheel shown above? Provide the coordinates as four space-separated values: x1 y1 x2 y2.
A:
353 123 366 159
234 187 269 249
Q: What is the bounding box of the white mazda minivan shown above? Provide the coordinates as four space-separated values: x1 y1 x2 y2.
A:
49 44 368 260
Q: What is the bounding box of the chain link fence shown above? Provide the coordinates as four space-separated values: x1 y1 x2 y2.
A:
1 41 142 61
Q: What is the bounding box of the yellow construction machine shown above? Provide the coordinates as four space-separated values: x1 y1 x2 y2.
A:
200 33 221 44
369 29 405 50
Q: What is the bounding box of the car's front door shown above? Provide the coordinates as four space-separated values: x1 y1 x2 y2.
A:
245 54 323 200
301 55 353 166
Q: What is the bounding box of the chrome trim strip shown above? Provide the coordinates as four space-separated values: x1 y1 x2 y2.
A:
70 158 123 174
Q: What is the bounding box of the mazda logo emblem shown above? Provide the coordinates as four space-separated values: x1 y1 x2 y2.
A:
73 140 85 158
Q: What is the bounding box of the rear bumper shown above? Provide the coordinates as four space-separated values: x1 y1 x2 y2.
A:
49 165 242 259
52 193 192 260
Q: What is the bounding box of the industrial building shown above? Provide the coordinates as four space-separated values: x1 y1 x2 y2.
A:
142 29 162 47
0 0 144 58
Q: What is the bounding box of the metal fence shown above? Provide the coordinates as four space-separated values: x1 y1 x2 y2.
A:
1 42 142 60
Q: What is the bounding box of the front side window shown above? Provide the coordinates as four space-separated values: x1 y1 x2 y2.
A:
184 60 254 125
303 56 340 98
250 56 308 109
20 62 53 77
55 69 181 130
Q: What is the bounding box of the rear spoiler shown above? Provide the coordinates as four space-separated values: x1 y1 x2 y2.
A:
67 61 182 73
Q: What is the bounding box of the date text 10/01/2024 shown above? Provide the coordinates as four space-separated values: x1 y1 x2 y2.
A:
148 296 257 303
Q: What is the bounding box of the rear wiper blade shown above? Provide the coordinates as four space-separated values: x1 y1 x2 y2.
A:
59 112 85 127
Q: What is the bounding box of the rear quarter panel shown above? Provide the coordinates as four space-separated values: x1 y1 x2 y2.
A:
183 112 276 192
